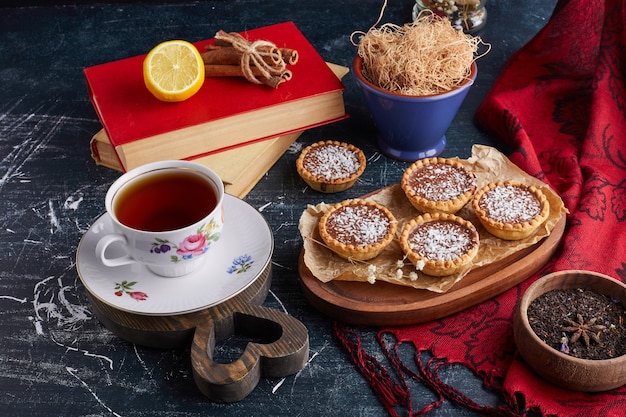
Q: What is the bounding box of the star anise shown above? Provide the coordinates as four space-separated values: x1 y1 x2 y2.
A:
561 314 606 347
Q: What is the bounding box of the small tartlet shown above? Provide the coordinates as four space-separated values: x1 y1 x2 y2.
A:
318 199 397 261
400 212 480 276
401 157 477 214
296 140 366 193
472 181 550 240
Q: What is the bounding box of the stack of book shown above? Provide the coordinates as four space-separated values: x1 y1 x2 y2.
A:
85 22 349 197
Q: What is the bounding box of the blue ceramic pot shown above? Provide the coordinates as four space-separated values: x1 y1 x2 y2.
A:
353 55 477 161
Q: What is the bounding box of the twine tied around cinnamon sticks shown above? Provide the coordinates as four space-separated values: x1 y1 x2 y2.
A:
202 30 299 88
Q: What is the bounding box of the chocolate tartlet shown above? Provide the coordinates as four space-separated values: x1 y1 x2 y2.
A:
296 140 366 193
401 157 477 214
472 181 550 240
318 199 397 261
400 212 479 276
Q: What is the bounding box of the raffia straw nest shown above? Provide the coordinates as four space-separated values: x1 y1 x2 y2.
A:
354 11 482 96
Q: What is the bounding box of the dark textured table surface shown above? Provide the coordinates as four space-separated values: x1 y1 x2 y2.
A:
0 1 557 416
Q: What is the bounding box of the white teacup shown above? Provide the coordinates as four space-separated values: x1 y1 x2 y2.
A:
95 160 225 277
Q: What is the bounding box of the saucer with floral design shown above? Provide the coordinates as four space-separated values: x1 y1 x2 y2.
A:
76 194 273 316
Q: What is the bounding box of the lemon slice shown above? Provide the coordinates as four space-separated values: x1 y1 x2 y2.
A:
143 40 205 102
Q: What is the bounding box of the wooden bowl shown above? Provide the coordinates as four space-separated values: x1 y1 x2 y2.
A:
514 270 626 392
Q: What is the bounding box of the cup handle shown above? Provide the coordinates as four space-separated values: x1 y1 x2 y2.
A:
95 234 136 267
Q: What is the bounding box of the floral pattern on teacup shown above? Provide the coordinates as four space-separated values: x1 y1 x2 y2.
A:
149 219 221 263
227 254 254 274
114 280 148 301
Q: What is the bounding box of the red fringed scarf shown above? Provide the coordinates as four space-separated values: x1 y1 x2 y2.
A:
334 0 626 415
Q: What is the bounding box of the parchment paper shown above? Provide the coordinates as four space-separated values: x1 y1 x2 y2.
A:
298 145 569 293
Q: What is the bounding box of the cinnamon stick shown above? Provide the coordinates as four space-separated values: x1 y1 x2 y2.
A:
262 75 287 88
280 48 299 65
204 64 266 77
204 64 290 88
201 46 282 68
280 69 293 82
255 44 283 66
201 47 243 66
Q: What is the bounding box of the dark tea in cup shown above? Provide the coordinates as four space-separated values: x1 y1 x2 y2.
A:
97 160 225 277
113 168 218 232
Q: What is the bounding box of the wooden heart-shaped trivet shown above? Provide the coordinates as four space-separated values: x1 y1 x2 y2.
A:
86 264 309 402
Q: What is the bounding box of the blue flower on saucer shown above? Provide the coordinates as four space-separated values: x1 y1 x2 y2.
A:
227 254 254 274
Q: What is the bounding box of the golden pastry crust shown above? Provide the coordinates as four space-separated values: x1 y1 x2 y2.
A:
401 157 477 214
296 140 366 193
319 199 397 261
400 212 479 276
472 181 550 240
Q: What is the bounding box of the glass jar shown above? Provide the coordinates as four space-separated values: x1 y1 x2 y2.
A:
413 0 488 34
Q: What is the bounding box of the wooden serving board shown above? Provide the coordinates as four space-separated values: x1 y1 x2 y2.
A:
299 214 566 327
87 264 309 403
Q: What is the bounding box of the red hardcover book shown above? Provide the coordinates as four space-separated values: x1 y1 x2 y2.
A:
84 21 347 171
